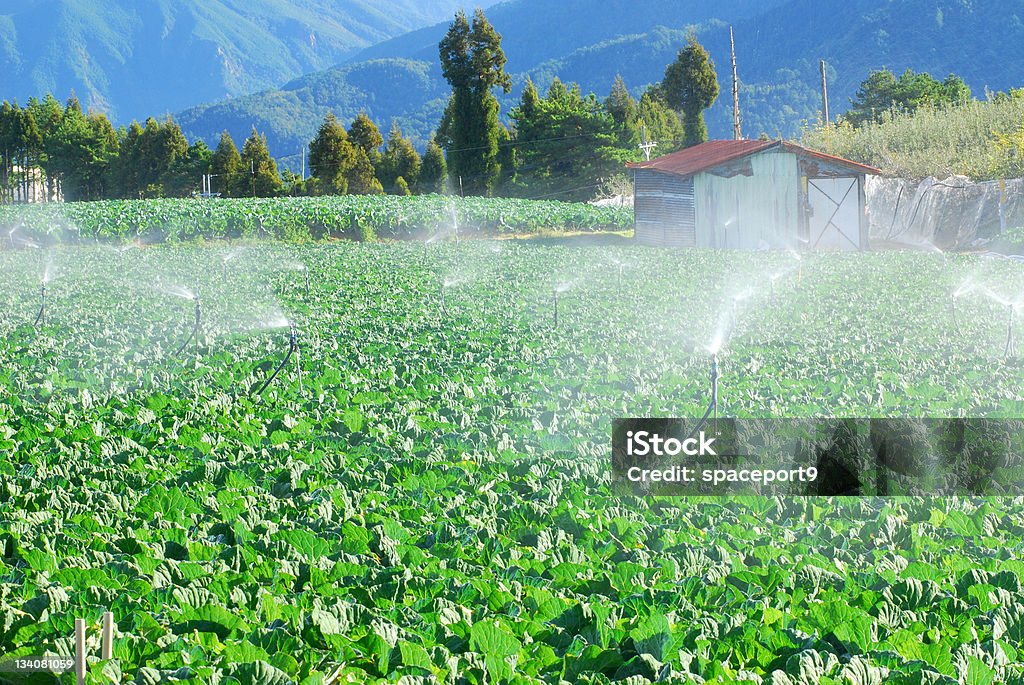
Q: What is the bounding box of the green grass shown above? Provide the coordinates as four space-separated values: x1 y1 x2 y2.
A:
2 243 1024 683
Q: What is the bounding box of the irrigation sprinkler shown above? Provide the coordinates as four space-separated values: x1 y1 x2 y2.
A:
33 281 46 327
1005 303 1017 357
553 289 559 328
174 293 202 356
685 340 722 441
303 266 310 297
255 324 301 395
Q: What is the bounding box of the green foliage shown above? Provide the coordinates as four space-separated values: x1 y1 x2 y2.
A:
237 127 283 198
211 132 243 198
802 95 1024 180
379 122 421 193
2 243 1024 683
508 78 629 201
661 33 719 147
437 8 512 196
845 68 972 128
0 195 630 243
308 112 383 196
419 135 447 194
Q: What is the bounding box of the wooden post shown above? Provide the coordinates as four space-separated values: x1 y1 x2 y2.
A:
101 612 114 660
730 26 741 140
820 60 830 125
74 618 86 685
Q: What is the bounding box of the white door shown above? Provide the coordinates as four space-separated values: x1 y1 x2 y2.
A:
807 177 862 250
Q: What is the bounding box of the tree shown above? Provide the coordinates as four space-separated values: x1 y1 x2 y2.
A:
436 8 511 195
661 33 720 147
237 127 282 197
379 122 422 193
48 104 119 201
419 135 447 194
348 111 383 166
636 89 685 154
308 112 382 195
115 120 145 198
210 131 242 197
605 74 639 148
163 140 212 197
309 113 351 194
508 78 627 201
844 68 972 126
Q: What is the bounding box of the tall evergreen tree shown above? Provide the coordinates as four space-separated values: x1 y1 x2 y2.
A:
348 112 383 164
605 74 640 149
309 112 354 195
509 77 625 201
419 135 447 194
238 127 282 197
637 90 684 154
379 122 422 193
436 8 511 195
210 131 242 197
661 33 720 147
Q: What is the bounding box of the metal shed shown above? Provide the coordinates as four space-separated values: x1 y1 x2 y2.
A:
627 140 880 250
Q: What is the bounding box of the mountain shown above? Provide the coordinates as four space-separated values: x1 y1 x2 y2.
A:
176 0 1024 164
176 0 785 158
0 0 499 123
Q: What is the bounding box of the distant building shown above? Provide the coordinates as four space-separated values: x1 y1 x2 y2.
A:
627 140 880 250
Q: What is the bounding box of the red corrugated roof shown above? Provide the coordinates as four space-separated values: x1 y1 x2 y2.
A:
626 139 880 177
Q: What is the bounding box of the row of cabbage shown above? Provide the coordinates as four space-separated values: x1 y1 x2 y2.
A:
0 195 632 244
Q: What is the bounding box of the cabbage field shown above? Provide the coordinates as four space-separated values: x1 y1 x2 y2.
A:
0 196 631 244
3 241 1024 684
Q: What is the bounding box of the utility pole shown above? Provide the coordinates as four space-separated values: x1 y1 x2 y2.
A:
301 146 305 181
820 59 830 126
639 123 657 161
730 26 741 140
251 159 256 198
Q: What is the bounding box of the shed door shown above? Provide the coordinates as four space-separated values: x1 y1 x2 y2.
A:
807 177 862 250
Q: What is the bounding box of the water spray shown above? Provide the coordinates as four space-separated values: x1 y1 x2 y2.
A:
33 281 46 327
1005 303 1017 357
174 293 202 356
685 339 722 441
255 324 302 395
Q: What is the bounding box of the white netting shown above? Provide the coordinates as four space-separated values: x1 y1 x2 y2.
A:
866 175 1024 248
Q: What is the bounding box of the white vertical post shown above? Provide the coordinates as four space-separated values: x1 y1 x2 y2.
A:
74 618 86 685
101 612 114 660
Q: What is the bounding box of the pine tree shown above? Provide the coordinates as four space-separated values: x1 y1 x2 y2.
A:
379 122 422 193
419 135 447 194
309 113 350 194
605 74 639 149
348 111 383 169
661 33 720 147
238 127 282 197
436 8 511 195
210 131 242 197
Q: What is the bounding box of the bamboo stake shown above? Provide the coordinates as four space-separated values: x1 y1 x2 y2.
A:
101 612 114 660
74 618 86 685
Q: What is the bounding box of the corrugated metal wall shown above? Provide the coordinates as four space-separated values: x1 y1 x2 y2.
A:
633 170 695 247
694 150 800 249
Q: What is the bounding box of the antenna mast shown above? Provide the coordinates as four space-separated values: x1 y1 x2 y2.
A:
731 26 741 139
639 123 657 161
